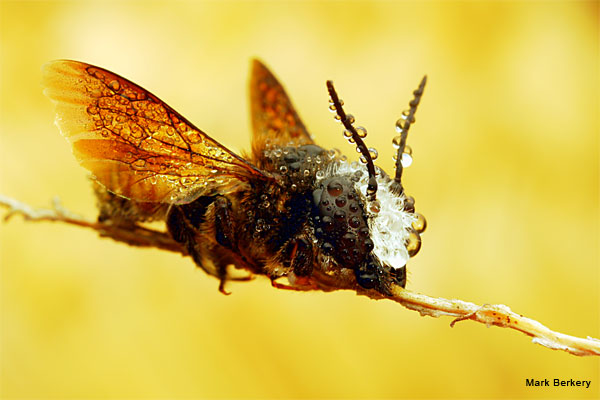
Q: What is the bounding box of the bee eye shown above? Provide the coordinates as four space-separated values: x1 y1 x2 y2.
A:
313 177 373 270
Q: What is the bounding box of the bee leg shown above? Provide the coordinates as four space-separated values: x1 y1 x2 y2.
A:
284 237 313 278
270 278 315 291
213 196 238 294
214 196 235 249
218 274 231 295
215 267 254 295
269 237 316 290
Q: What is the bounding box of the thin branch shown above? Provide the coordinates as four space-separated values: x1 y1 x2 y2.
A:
1 194 598 357
379 285 600 357
0 194 184 254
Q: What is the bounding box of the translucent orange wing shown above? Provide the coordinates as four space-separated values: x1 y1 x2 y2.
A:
42 60 271 204
249 59 314 157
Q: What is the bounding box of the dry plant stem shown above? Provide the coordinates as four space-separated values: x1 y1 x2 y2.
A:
0 194 184 254
1 194 598 357
379 286 600 357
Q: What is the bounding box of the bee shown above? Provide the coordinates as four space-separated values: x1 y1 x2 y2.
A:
42 59 427 296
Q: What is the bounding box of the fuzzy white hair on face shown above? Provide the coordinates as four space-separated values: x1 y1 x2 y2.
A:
320 160 416 270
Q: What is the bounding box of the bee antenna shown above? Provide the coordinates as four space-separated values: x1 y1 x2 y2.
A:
392 75 427 195
326 80 378 201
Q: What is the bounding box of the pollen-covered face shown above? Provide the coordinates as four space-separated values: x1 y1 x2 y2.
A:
313 78 428 293
313 161 424 292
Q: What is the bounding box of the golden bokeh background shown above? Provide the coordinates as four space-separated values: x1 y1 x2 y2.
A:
1 1 598 398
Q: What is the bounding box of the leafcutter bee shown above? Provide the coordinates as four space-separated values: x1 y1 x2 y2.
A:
42 59 427 295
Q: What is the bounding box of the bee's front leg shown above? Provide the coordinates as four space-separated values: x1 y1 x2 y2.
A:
284 236 313 278
213 195 237 294
214 196 235 249
269 236 317 291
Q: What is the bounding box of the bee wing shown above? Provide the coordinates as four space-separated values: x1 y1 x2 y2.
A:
42 60 271 204
249 59 314 155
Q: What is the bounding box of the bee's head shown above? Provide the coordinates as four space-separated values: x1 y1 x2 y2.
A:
312 78 427 293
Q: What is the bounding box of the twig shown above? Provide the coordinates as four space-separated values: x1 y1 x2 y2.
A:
1 194 598 357
0 194 184 254
380 286 600 357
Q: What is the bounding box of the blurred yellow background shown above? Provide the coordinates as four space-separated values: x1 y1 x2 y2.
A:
1 1 598 398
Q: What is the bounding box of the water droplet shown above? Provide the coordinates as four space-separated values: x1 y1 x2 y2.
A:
406 230 422 257
355 126 367 138
329 104 337 112
369 200 381 214
255 219 265 232
403 145 413 156
133 159 146 168
402 109 415 123
359 155 367 164
180 177 196 186
351 161 358 169
327 181 344 197
367 176 377 194
334 210 346 221
342 233 356 246
108 80 120 91
322 216 333 229
86 106 98 115
368 147 378 160
334 114 342 121
303 169 310 177
316 170 325 179
340 155 347 163
349 216 361 229
392 135 402 149
346 114 355 124
401 153 413 168
404 196 415 213
396 118 409 131
343 129 352 138
279 165 288 174
335 196 347 207
412 213 427 233
188 132 203 144
273 148 282 158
